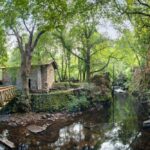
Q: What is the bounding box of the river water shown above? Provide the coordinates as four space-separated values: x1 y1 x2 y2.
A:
0 93 149 150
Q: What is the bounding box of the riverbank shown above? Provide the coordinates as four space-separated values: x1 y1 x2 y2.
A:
0 93 139 150
0 99 110 127
0 81 112 114
0 107 109 149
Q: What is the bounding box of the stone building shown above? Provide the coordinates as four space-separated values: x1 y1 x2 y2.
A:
0 61 57 92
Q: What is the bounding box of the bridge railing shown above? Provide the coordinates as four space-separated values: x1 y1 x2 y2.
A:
0 86 16 107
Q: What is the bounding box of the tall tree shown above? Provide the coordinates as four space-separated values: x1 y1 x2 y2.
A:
0 0 67 111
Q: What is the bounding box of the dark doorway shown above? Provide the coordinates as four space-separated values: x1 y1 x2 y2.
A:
29 79 31 90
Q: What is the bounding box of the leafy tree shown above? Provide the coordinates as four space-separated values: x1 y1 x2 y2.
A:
114 0 150 63
0 0 68 111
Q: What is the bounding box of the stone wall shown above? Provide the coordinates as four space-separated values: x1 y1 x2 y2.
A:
41 65 48 91
47 64 55 89
29 66 40 91
31 86 112 112
31 91 75 112
41 64 55 92
1 63 56 92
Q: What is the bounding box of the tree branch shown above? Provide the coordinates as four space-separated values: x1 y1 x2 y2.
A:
22 18 31 34
53 32 86 61
126 38 141 66
5 31 15 36
126 10 150 17
90 55 112 74
10 26 24 52
70 48 86 61
31 21 36 33
137 0 150 9
90 55 122 74
31 30 45 51
27 22 36 50
90 46 110 56
114 0 150 17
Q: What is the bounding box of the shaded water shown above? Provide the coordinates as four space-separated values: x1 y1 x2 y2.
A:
0 93 146 150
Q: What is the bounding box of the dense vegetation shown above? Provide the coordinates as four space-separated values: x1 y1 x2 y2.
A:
0 0 150 111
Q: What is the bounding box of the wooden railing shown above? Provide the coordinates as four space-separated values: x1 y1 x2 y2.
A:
0 86 16 107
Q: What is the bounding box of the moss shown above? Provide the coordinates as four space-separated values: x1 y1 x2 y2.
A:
31 87 111 112
31 89 91 112
53 82 83 90
31 91 74 112
0 83 112 114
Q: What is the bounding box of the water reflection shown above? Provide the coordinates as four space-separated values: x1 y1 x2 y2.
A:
49 122 136 149
0 94 141 150
55 123 84 146
100 124 129 150
49 122 95 149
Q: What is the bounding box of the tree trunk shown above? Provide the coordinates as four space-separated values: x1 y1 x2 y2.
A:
78 58 82 81
11 25 45 112
83 70 86 81
86 48 91 82
64 58 67 80
67 53 71 81
19 49 32 112
61 55 64 81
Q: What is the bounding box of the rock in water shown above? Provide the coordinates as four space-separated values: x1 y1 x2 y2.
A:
27 125 47 133
143 119 150 129
0 138 15 149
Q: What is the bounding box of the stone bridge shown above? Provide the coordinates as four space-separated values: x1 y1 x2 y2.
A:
0 86 16 107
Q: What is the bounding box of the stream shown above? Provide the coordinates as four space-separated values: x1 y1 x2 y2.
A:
0 92 149 150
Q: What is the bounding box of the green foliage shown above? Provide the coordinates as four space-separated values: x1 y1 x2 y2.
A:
110 96 137 123
31 90 90 112
0 28 7 66
1 0 149 90
53 82 82 90
126 0 134 5
8 48 20 67
111 95 138 145
31 91 71 112
67 95 89 112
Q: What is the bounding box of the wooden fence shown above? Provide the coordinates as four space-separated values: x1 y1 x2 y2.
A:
0 86 16 107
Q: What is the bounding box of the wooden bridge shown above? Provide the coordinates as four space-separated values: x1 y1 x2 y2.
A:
0 86 16 107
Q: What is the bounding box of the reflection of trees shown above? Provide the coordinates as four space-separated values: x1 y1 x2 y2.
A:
50 122 104 149
109 95 138 145
10 97 138 150
53 123 85 147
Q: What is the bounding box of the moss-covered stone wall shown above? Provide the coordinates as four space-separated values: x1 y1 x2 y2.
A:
31 87 112 112
31 91 71 112
0 83 112 114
